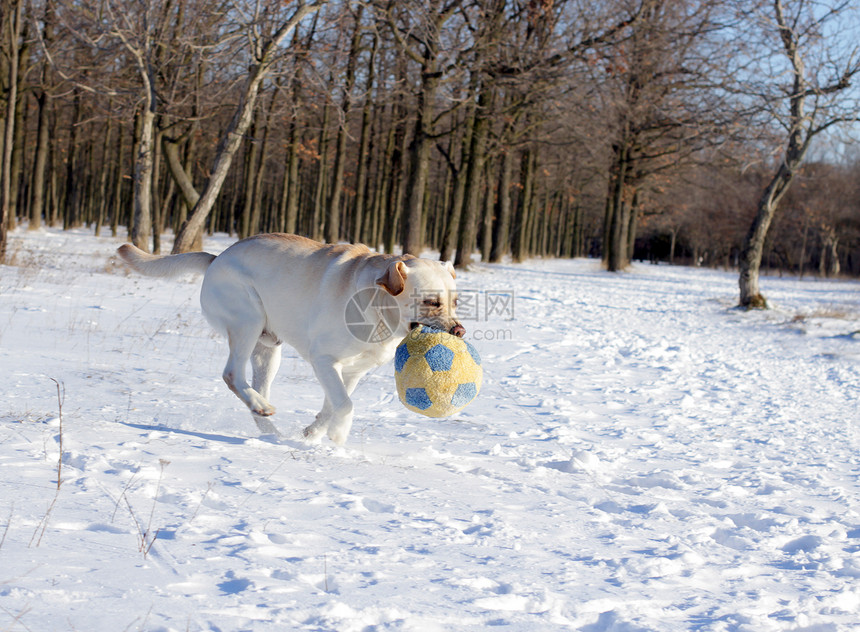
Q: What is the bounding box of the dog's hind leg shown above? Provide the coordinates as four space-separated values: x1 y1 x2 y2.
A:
202 274 274 417
222 323 276 417
224 334 276 417
250 338 282 434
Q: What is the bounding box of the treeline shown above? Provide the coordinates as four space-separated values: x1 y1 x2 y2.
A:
1 0 859 277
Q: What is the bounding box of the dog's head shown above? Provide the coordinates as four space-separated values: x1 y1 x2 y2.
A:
376 258 464 338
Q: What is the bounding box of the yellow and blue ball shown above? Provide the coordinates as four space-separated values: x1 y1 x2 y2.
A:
394 326 483 417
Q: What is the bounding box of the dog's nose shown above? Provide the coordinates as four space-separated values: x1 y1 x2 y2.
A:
449 323 466 338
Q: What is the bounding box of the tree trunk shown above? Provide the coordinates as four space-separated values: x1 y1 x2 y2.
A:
572 202 583 258
454 88 493 268
82 137 96 226
739 162 803 307
739 162 797 306
326 6 362 244
30 89 50 231
828 237 839 276
94 115 113 237
63 90 83 229
311 99 331 241
738 0 816 308
490 147 513 263
174 74 264 251
281 107 301 234
439 101 475 262
370 104 395 250
276 28 306 236
0 0 22 260
7 16 28 231
512 147 536 262
47 108 59 227
151 125 163 252
109 126 123 237
238 113 259 239
352 28 377 244
131 106 155 250
480 159 496 263
250 93 275 236
627 189 640 263
29 92 49 231
604 140 632 272
163 134 200 211
669 228 677 264
797 218 808 278
383 71 409 254
402 73 439 256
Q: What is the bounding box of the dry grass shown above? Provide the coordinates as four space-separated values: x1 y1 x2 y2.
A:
790 307 857 323
29 379 65 548
112 459 171 559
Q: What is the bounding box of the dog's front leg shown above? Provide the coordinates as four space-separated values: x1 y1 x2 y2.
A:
303 355 354 445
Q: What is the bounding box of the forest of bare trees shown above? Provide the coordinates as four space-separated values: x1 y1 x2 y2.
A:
1 0 859 303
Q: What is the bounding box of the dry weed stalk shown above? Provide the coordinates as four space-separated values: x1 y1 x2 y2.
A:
124 459 170 558
0 503 12 551
29 379 65 548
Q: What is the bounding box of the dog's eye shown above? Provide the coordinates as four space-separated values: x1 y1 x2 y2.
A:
423 299 441 308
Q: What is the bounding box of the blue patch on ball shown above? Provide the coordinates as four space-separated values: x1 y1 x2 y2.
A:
404 387 433 410
394 343 410 373
424 343 455 372
466 342 481 366
450 382 477 408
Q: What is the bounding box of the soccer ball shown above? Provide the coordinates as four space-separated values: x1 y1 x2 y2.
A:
394 325 483 417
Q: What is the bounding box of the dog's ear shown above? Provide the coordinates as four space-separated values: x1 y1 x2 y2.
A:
443 261 456 279
376 260 408 296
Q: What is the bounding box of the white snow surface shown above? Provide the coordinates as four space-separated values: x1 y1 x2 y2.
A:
1 226 859 631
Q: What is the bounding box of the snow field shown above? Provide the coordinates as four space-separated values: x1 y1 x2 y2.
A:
1 226 859 631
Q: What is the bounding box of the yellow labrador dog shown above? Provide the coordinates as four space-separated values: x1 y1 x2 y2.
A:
117 234 464 445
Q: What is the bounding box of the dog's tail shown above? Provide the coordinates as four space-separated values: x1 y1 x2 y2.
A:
117 243 216 278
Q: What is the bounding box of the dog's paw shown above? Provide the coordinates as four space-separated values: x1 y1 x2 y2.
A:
302 424 326 443
250 400 276 417
328 432 347 446
327 429 348 446
327 418 353 446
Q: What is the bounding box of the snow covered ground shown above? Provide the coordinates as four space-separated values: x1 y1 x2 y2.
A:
1 226 859 631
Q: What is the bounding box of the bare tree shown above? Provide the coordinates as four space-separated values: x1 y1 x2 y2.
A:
0 0 23 261
737 0 860 307
110 2 161 250
29 0 57 233
171 1 324 253
325 4 364 244
383 0 465 256
598 0 732 271
9 0 860 279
